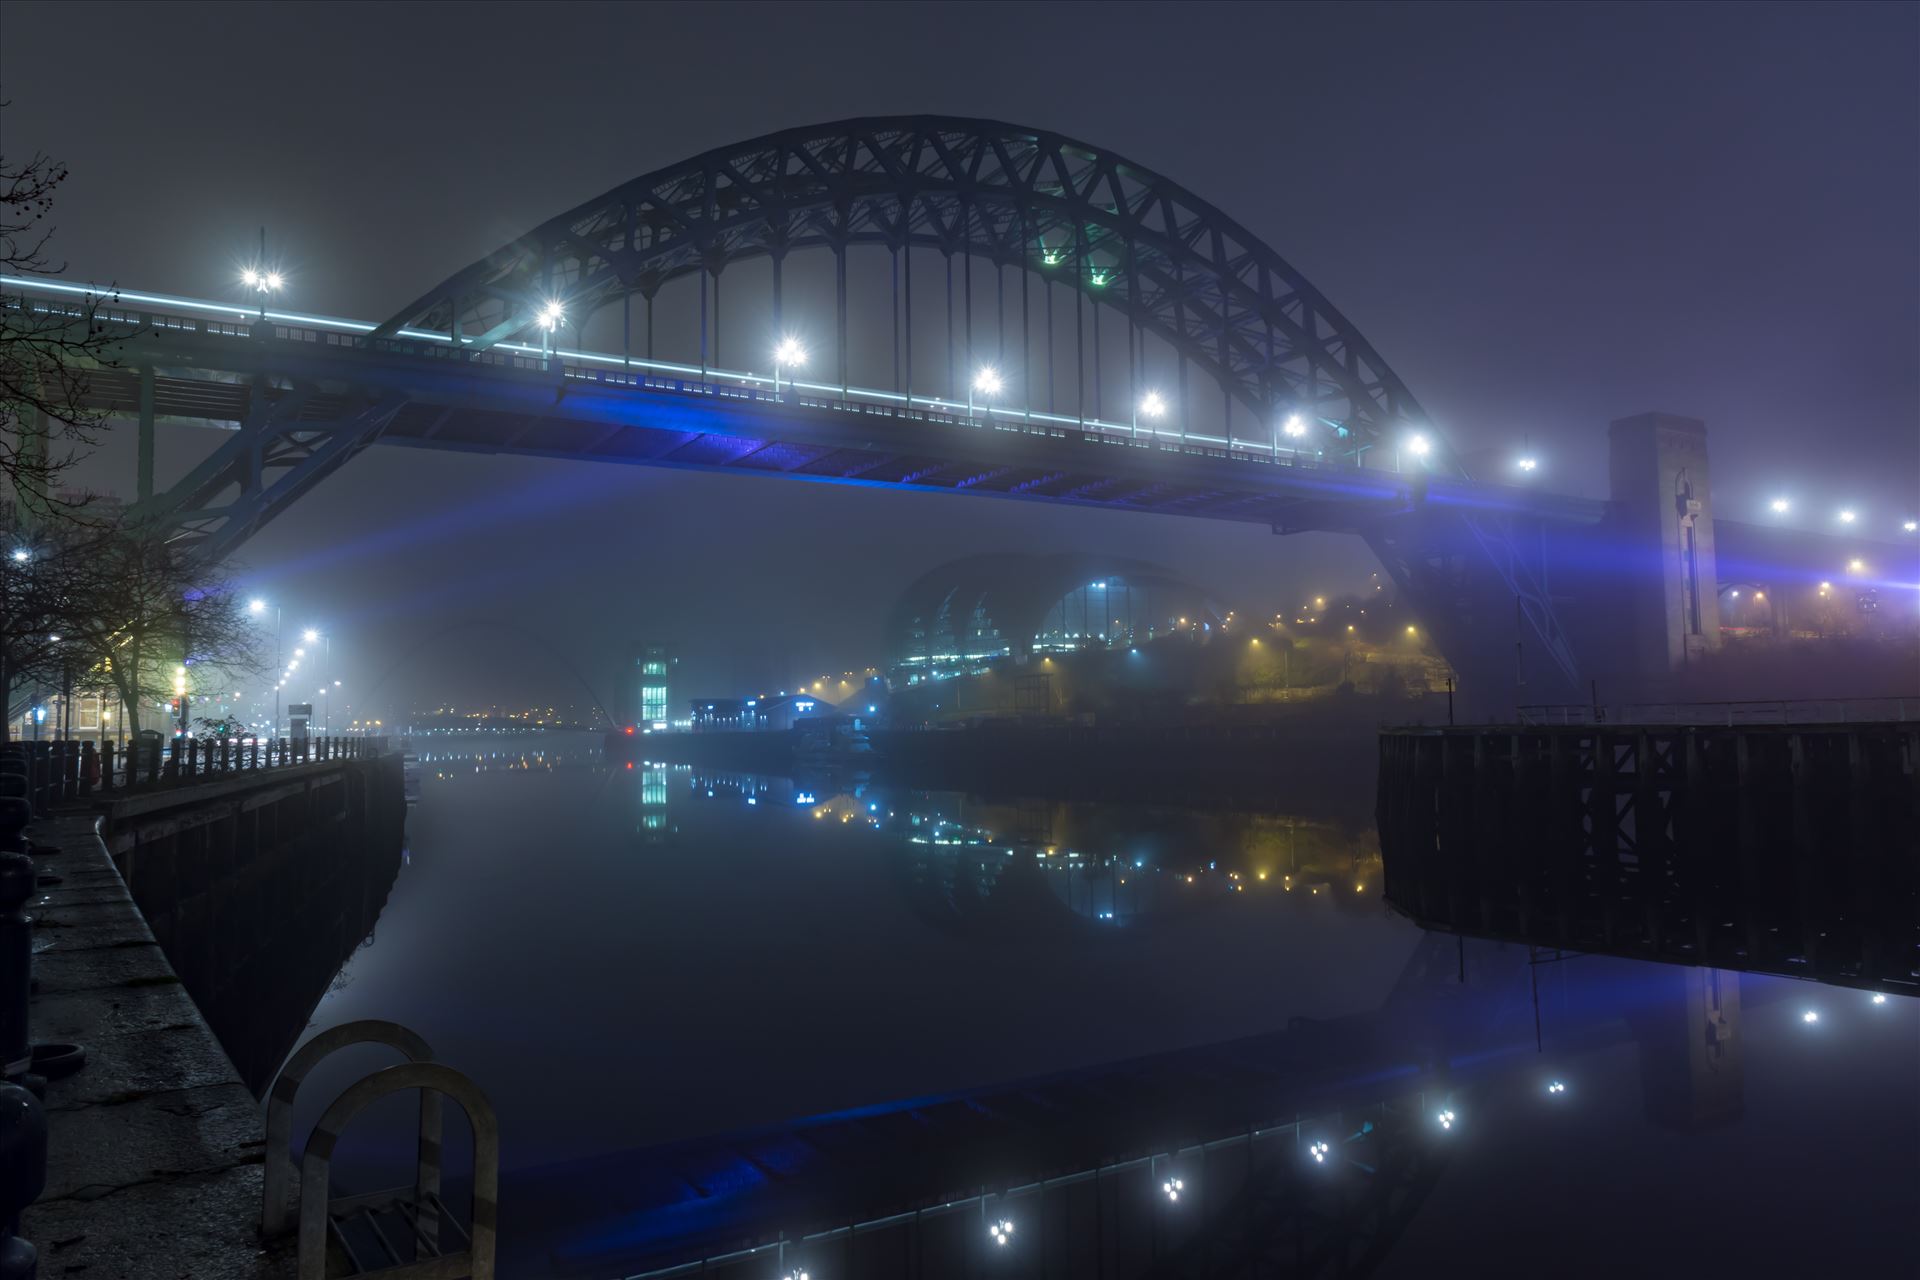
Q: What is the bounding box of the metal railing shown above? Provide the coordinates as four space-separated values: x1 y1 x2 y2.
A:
1515 697 1913 726
0 735 390 808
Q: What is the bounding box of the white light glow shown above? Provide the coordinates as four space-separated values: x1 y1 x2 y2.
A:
774 337 807 366
1283 413 1307 438
1516 456 1538 472
1770 497 1791 514
1407 433 1432 457
1872 993 1888 1005
972 367 1004 396
1139 390 1167 419
1802 1010 1819 1023
1838 509 1857 524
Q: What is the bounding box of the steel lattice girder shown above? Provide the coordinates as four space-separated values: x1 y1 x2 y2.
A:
373 115 1436 467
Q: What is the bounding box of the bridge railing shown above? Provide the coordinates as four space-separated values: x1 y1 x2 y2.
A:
5 287 1381 476
1516 697 1914 726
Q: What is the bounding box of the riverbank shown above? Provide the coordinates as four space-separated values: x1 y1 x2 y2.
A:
20 813 294 1277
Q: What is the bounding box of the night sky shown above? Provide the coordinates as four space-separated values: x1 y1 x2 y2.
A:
2 1 1914 715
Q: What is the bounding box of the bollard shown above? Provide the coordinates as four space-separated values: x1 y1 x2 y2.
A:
78 743 97 799
0 852 33 1082
0 1081 47 1280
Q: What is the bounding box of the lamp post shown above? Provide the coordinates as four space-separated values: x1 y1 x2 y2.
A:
537 300 564 366
1135 389 1167 440
773 337 806 397
969 366 1003 419
303 628 331 731
239 228 282 321
249 599 282 738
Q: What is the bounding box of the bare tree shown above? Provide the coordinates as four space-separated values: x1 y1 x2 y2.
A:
0 511 263 741
1 120 116 513
60 531 264 739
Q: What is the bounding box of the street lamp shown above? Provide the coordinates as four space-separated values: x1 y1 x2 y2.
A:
249 598 283 738
772 337 806 396
1837 508 1857 524
1515 456 1539 474
969 366 1003 418
1769 497 1791 515
1282 413 1308 439
1135 389 1167 438
536 299 564 361
1407 433 1432 458
10 550 28 564
1905 520 1918 533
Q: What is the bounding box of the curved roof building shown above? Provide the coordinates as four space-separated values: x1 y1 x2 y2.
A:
888 553 1230 681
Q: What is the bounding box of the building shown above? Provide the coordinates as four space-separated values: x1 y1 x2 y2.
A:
632 643 676 731
887 553 1231 684
690 693 821 732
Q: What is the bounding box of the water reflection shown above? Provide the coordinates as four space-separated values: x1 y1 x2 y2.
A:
283 736 1915 1278
655 762 1385 934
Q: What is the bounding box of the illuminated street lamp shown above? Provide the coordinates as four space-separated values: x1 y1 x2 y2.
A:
969 365 1003 418
1162 1176 1186 1202
1402 432 1433 471
1905 520 1918 533
536 299 564 362
239 227 283 320
1282 413 1308 439
1837 508 1857 524
1134 389 1167 438
1515 455 1539 474
772 337 807 396
1769 497 1791 515
989 1218 1015 1247
9 550 27 564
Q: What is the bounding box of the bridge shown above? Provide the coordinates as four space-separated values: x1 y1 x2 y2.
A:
9 116 1885 703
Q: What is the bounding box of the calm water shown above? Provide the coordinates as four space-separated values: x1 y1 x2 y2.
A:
289 734 1918 1277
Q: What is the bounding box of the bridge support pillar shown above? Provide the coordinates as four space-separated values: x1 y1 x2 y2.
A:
1608 412 1720 689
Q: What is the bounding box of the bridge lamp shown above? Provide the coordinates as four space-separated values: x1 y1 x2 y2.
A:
1847 558 1866 573
1516 456 1539 473
989 1218 1015 1247
968 366 1004 416
1282 413 1308 439
1308 1139 1332 1164
1905 520 1917 533
1802 1009 1819 1024
772 337 807 395
1837 508 1857 524
536 300 564 332
303 628 320 644
10 549 28 563
1548 1080 1568 1095
1872 993 1888 1005
1769 497 1791 515
1162 1176 1185 1202
1436 1108 1457 1131
1406 432 1433 460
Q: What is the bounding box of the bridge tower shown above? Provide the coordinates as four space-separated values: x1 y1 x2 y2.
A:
1608 413 1721 686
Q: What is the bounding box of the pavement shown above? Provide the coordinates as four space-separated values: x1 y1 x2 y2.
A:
20 814 296 1279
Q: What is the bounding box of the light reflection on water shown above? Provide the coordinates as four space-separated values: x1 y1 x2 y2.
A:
294 735 1915 1277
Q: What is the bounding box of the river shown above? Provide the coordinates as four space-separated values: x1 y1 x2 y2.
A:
281 733 1917 1277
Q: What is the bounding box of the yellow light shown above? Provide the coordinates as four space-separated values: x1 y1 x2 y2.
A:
1848 559 1865 572
1257 870 1267 880
1406 625 1417 635
1347 624 1355 632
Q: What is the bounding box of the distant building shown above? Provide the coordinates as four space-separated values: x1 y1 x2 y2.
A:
689 693 821 732
633 644 675 731
887 553 1231 683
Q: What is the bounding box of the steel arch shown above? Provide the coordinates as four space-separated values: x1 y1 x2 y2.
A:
375 115 1441 468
